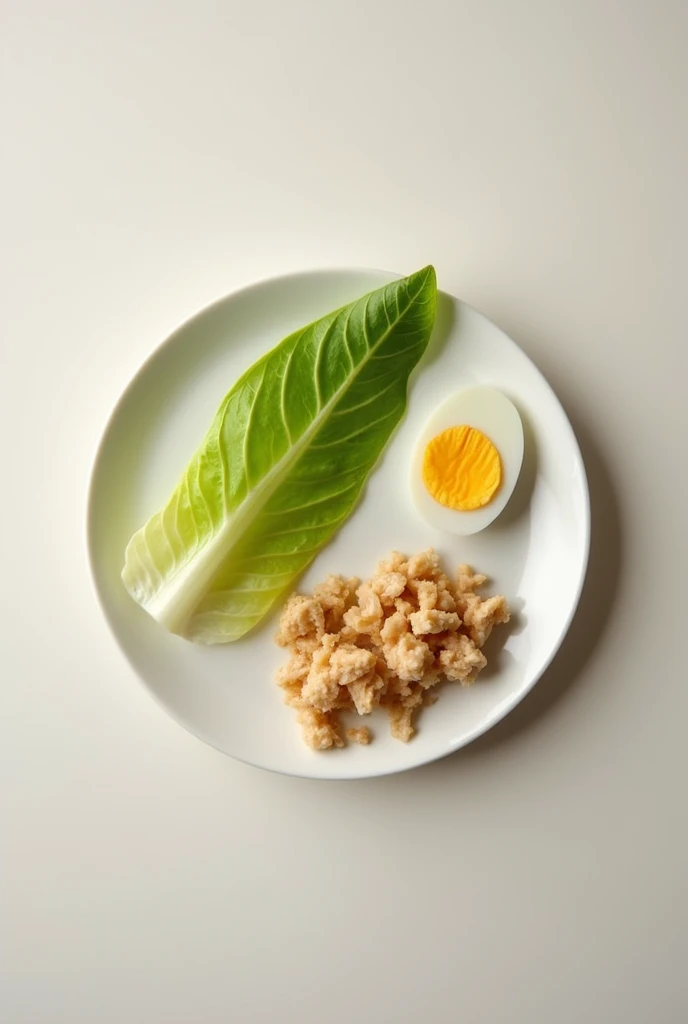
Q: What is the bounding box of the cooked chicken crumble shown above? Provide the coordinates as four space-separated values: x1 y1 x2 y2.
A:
275 549 510 750
346 727 373 745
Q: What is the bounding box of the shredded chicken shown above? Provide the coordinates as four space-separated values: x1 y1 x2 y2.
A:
346 727 373 746
275 550 510 750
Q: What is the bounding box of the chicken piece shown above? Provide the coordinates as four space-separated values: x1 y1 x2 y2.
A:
455 564 488 595
387 704 415 742
435 577 457 612
348 671 387 715
439 632 487 682
383 633 432 683
369 571 407 606
377 551 409 575
409 608 461 636
461 594 510 647
343 581 384 637
275 594 325 646
297 708 344 750
406 549 441 581
313 574 359 633
379 609 431 681
346 727 373 745
301 635 377 711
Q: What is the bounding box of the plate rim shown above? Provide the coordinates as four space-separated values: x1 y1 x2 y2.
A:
86 266 591 780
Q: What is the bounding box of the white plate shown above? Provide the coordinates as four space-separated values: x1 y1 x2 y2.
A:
88 269 590 779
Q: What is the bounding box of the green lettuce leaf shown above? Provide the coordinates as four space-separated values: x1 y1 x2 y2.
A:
122 266 437 643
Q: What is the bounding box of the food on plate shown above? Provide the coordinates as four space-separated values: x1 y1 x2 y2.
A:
275 548 510 750
346 727 372 745
410 387 524 536
121 266 438 643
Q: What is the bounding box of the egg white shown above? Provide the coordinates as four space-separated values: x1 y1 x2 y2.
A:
410 387 524 536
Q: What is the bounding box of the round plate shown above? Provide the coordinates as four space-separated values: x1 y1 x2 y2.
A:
88 269 589 779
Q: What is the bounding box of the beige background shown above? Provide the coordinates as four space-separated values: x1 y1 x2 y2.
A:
3 1 686 1021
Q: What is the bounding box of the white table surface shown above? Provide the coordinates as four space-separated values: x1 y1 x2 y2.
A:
3 2 687 1021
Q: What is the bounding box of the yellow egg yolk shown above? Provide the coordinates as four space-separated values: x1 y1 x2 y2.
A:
422 425 502 511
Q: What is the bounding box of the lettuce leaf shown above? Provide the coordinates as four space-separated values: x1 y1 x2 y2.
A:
122 266 437 643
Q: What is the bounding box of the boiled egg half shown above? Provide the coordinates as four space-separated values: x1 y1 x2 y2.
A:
410 387 524 536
